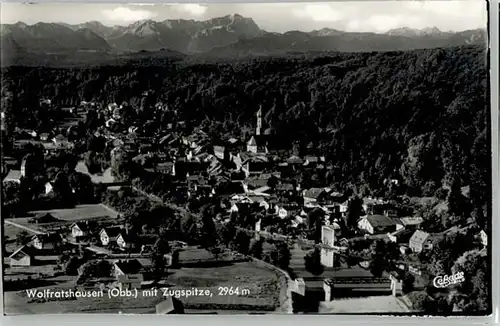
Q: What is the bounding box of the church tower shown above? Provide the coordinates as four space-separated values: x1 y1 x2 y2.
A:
21 157 27 178
256 105 262 136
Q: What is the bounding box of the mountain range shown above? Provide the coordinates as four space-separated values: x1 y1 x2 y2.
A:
0 14 487 59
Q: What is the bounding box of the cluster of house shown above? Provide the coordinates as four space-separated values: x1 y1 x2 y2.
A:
8 238 153 290
9 218 149 267
8 219 179 292
2 100 82 184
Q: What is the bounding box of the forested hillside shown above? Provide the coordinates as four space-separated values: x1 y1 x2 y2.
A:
0 45 490 229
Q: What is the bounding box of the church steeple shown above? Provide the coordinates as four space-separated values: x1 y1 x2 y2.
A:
256 105 262 136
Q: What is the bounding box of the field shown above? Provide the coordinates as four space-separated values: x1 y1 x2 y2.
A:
168 261 281 309
3 255 61 282
318 295 410 313
4 284 163 314
28 204 119 221
3 204 119 238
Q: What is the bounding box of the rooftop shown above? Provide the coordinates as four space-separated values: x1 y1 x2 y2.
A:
303 187 326 199
399 216 424 226
114 259 144 274
101 226 123 238
3 170 22 182
366 215 401 228
9 245 36 260
410 230 431 244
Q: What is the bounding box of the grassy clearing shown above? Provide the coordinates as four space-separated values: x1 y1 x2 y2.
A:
28 204 118 221
318 295 409 313
168 261 280 308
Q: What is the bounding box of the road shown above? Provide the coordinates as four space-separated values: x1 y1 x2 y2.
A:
4 220 44 235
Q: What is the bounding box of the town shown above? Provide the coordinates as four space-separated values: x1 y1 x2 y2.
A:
1 92 489 314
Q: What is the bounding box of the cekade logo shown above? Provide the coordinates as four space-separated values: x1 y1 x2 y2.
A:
432 271 465 288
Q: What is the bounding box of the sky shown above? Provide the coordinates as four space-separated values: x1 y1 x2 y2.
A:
0 1 487 33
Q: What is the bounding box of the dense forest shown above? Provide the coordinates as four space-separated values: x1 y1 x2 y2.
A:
0 44 490 230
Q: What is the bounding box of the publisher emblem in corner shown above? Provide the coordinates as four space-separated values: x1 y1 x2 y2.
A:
432 271 465 288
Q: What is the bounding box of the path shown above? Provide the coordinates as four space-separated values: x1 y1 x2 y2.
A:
4 220 44 235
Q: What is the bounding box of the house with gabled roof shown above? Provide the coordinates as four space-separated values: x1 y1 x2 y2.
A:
275 203 301 220
358 215 403 235
479 229 487 247
247 135 268 154
398 217 424 230
303 187 328 204
28 213 58 224
362 197 388 215
3 169 22 184
287 155 304 165
100 226 123 246
113 259 144 279
9 245 36 267
116 232 138 251
32 233 64 251
303 156 320 167
409 230 432 253
71 222 91 238
276 183 295 194
187 174 209 191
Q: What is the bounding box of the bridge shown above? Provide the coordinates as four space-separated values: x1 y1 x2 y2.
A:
325 277 390 285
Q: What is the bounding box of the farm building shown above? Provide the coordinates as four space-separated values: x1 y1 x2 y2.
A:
408 230 432 253
71 222 90 238
100 226 123 246
358 215 403 235
113 259 145 289
32 233 64 250
28 213 58 224
9 245 36 267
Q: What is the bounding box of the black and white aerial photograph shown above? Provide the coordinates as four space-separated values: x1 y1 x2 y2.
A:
0 1 491 315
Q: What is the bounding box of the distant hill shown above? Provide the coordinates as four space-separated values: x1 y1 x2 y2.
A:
0 22 111 52
59 14 262 53
0 15 487 65
205 28 487 57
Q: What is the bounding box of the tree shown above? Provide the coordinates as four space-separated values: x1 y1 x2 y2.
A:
369 256 386 278
446 178 471 225
77 260 112 283
171 250 180 268
69 172 95 204
2 182 22 218
52 171 74 204
219 222 237 247
402 273 415 294
346 196 363 229
200 204 217 250
269 241 291 270
84 150 104 174
151 235 171 281
406 291 436 313
450 250 489 313
248 238 264 259
422 231 476 276
369 240 393 277
180 213 198 242
304 248 324 276
435 297 453 314
234 230 251 255
267 175 279 189
210 246 223 260
65 256 83 275
307 207 324 242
